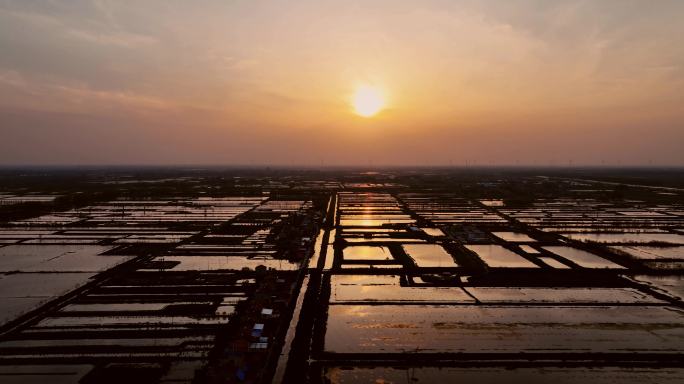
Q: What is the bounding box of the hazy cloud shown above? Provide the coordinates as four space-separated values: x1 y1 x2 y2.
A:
0 0 682 165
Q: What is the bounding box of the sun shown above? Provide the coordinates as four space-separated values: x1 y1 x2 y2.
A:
352 85 385 117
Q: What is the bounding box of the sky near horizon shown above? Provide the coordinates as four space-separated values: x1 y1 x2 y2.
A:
1 0 683 166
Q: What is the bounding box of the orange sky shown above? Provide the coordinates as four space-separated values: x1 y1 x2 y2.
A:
1 0 683 165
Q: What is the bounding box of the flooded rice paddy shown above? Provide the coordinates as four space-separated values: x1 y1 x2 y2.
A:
402 244 457 267
324 304 684 354
1 172 683 383
324 366 684 384
465 244 539 268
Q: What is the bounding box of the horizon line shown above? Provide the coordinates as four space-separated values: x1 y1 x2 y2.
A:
1 164 683 170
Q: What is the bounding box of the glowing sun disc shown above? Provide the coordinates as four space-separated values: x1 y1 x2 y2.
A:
352 85 385 117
